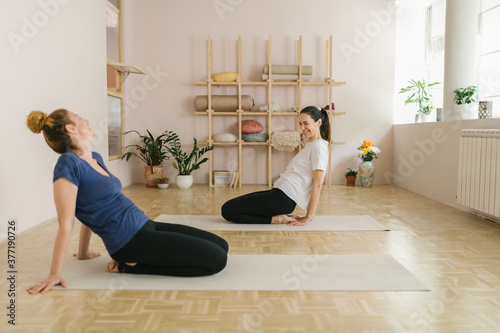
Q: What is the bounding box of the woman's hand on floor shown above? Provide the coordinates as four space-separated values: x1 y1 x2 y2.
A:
73 250 101 260
26 275 66 294
288 215 312 226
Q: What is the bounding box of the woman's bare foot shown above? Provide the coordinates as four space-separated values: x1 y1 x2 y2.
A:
271 214 297 224
106 260 120 273
106 260 138 273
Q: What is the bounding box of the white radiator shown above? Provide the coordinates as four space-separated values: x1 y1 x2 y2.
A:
457 129 500 218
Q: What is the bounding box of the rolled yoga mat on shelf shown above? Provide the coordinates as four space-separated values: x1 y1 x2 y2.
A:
263 64 313 75
194 95 254 112
261 74 312 82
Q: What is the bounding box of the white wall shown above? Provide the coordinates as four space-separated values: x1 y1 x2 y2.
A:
0 0 132 241
393 118 500 207
126 0 397 185
393 5 428 124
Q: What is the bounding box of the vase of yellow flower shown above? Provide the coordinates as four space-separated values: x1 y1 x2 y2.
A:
357 140 381 187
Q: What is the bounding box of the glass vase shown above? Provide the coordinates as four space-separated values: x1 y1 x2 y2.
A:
359 161 375 187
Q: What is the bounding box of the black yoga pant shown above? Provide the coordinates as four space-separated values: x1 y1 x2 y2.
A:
110 220 228 277
221 188 296 224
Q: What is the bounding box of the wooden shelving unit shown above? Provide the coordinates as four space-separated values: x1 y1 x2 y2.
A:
195 35 346 187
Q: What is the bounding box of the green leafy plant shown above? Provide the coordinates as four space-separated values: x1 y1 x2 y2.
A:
453 86 478 105
166 137 214 175
157 177 169 183
399 79 441 115
345 168 358 176
122 130 178 166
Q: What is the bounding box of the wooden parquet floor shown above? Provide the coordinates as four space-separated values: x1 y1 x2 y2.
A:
2 184 500 332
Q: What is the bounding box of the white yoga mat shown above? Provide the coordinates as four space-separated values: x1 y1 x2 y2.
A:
58 254 428 291
154 215 389 231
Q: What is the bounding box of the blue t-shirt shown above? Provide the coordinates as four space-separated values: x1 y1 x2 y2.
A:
53 152 149 254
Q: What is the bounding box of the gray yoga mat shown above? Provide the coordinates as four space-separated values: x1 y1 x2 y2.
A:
154 215 389 231
58 254 428 291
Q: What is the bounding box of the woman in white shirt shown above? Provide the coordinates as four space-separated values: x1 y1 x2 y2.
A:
221 106 329 226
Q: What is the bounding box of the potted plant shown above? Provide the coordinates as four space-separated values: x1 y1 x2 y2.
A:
453 85 478 120
157 177 169 189
399 79 441 122
165 136 214 189
356 140 381 187
345 168 358 186
122 129 178 187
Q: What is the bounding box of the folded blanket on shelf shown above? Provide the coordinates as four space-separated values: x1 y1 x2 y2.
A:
261 74 312 82
263 64 313 75
194 95 254 112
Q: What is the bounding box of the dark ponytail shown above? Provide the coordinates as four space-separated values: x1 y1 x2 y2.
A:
300 106 331 142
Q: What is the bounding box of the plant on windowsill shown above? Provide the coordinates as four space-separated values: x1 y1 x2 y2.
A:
345 168 358 186
165 136 214 189
453 85 478 120
157 177 169 189
399 79 441 123
122 129 178 187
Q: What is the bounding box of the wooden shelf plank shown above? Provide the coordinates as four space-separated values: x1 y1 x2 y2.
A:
199 141 238 146
195 80 347 87
270 112 299 116
241 82 268 86
241 142 269 146
195 111 344 116
107 59 146 74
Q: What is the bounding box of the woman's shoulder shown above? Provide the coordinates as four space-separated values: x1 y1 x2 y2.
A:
92 151 104 162
57 152 79 164
306 139 329 158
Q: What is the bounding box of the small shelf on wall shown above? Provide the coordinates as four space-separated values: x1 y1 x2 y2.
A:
107 58 146 94
107 59 146 74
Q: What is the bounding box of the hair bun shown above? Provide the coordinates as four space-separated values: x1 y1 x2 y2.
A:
27 111 47 134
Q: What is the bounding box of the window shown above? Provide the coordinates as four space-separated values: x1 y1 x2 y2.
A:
478 0 500 117
106 0 123 160
107 95 122 157
426 0 445 112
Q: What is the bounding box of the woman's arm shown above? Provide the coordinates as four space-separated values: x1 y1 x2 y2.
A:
26 178 77 294
289 169 324 226
73 224 100 260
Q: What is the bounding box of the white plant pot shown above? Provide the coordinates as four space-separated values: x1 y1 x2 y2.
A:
157 183 169 189
176 175 193 189
461 103 477 120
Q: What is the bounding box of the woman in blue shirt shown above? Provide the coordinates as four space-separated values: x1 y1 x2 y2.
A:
26 109 228 294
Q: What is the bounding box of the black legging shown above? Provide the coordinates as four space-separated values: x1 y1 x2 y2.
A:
221 188 296 224
110 220 228 277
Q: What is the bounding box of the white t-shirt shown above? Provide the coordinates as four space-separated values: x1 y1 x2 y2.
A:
274 139 329 210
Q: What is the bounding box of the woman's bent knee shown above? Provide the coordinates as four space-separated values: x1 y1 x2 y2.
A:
221 201 234 221
210 249 228 275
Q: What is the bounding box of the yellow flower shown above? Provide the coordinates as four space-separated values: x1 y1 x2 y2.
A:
363 140 375 147
363 148 371 155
